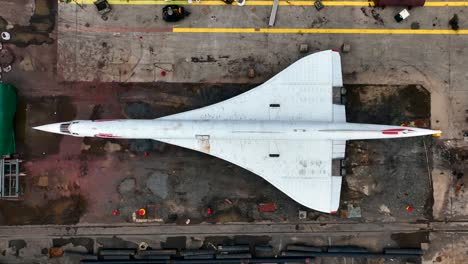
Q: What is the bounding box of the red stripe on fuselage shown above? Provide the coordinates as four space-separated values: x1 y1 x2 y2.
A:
382 128 414 135
93 119 117 122
95 133 121 138
382 131 399 135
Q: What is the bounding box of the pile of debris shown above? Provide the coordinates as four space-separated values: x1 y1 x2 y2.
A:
0 32 14 82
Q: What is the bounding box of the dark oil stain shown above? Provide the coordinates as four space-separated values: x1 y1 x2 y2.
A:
124 102 154 119
8 240 27 256
371 9 384 25
97 60 106 69
128 139 154 153
55 96 77 121
204 235 271 249
79 154 89 177
397 85 430 117
391 232 429 248
360 7 369 17
53 238 94 253
424 185 435 220
191 55 217 63
346 84 430 125
121 83 255 119
96 237 138 249
89 105 104 120
162 236 186 250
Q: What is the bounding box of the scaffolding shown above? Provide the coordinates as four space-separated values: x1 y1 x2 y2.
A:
0 158 23 199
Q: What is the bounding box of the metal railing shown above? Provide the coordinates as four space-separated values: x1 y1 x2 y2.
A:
0 158 22 199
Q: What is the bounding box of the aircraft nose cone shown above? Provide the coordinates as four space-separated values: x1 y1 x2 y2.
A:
33 123 62 134
432 130 442 137
413 128 442 137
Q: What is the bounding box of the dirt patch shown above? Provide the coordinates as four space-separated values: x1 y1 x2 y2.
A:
0 195 87 225
17 96 77 159
0 0 56 47
104 142 122 153
424 233 468 264
344 84 433 221
212 207 250 223
8 240 27 256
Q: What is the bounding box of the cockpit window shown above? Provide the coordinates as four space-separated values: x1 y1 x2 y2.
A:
60 123 71 134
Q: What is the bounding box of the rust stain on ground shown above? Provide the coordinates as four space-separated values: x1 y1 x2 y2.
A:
59 26 173 33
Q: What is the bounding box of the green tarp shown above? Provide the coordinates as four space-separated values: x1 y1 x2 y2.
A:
0 84 16 156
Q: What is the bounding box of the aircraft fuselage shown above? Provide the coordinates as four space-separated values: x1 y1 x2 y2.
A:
34 119 439 141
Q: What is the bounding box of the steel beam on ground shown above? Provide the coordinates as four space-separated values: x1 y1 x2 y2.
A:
268 0 279 26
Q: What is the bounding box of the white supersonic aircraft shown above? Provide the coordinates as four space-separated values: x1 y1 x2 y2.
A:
34 50 441 213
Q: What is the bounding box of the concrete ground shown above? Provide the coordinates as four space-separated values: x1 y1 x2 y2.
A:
0 0 467 263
